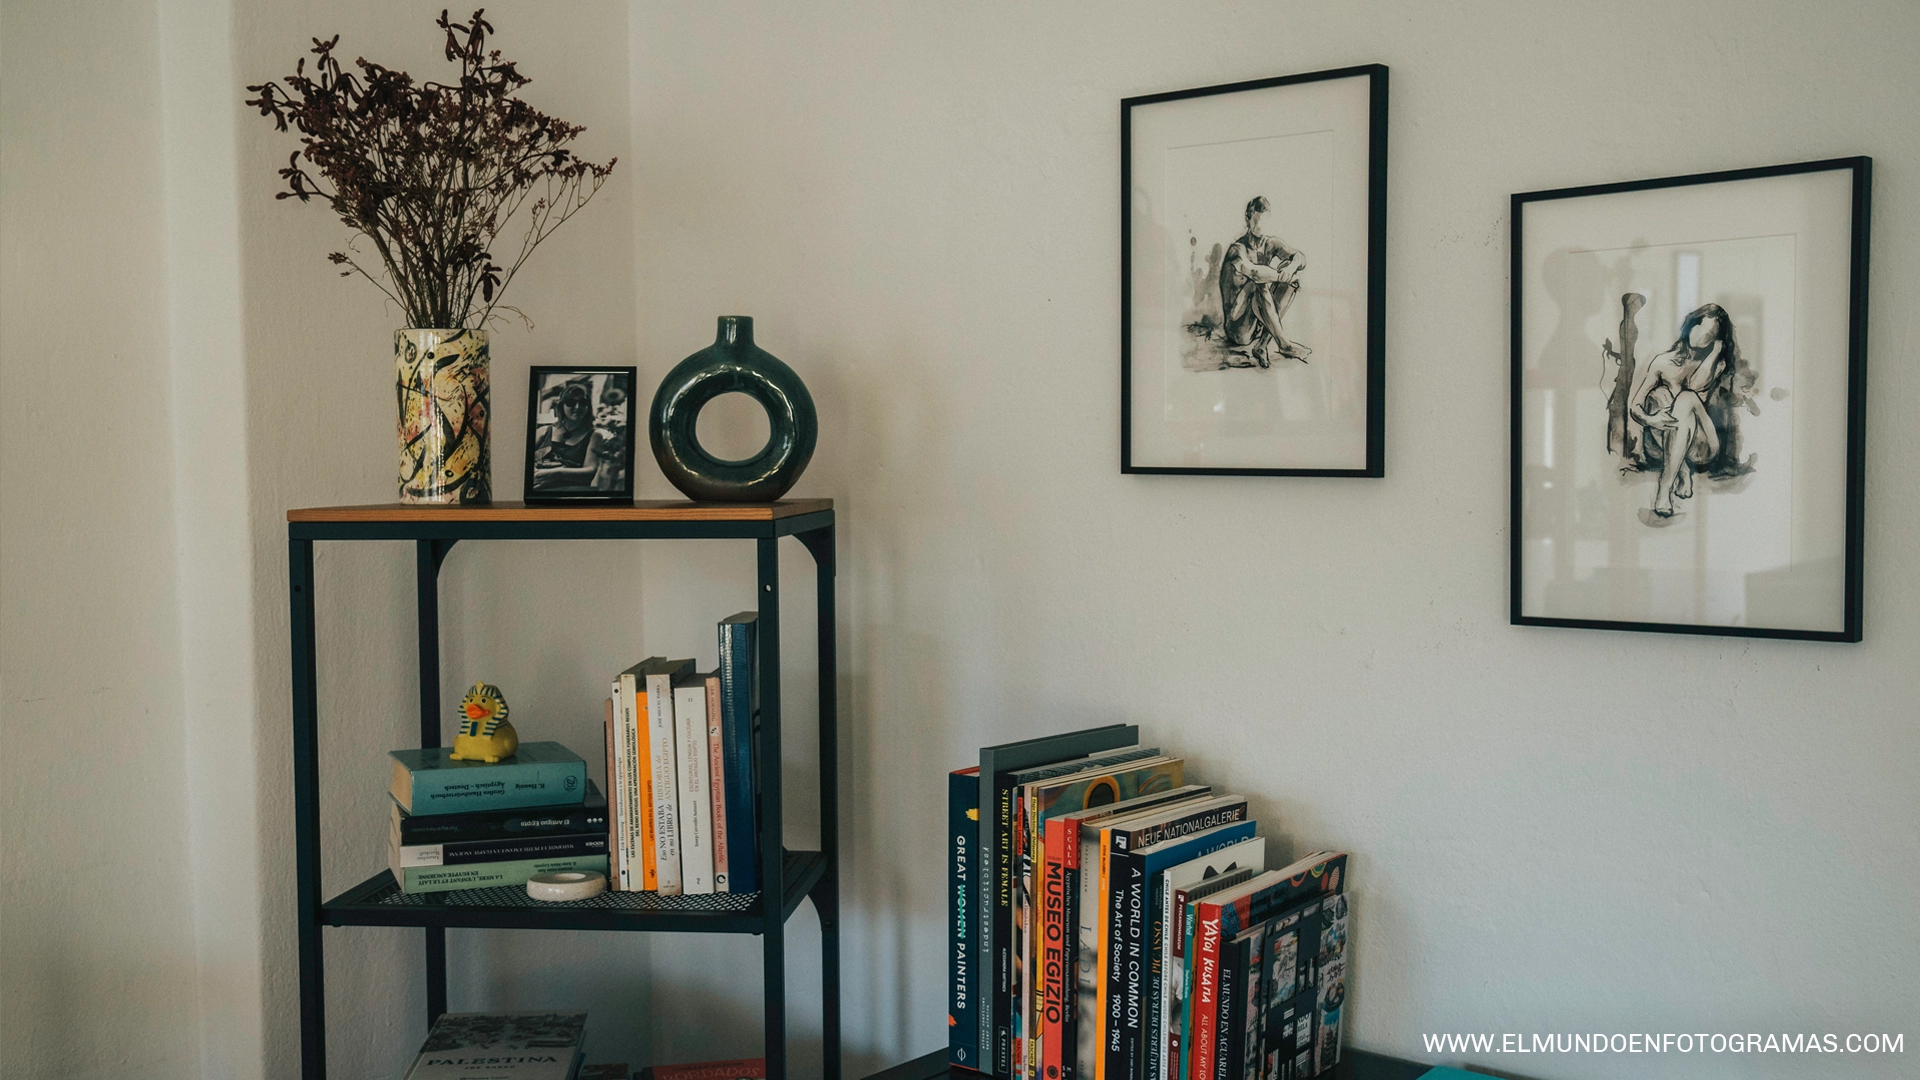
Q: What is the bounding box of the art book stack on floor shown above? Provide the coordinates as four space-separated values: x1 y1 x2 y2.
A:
601 612 762 896
948 725 1351 1080
389 742 607 894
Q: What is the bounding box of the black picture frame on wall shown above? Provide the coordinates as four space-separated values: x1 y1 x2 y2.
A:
1121 64 1387 477
523 365 639 503
1510 157 1870 642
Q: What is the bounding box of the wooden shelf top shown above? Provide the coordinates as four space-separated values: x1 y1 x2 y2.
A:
288 498 832 524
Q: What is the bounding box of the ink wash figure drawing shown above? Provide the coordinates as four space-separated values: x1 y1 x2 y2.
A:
1511 158 1870 641
1123 66 1386 476
1601 297 1758 525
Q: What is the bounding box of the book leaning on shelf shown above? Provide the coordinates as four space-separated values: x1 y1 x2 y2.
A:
949 725 1353 1080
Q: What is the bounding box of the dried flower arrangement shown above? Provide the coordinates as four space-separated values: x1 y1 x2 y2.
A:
245 9 616 330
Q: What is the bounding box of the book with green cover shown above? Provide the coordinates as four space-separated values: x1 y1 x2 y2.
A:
390 741 588 814
391 853 609 894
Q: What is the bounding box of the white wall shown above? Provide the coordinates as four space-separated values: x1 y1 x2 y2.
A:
4 2 1916 1079
0 3 205 1078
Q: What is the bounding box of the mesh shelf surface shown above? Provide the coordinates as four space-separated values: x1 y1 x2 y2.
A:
368 880 760 913
319 849 825 933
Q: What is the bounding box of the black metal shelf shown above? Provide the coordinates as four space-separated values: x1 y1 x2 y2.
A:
287 501 838 1080
323 849 827 933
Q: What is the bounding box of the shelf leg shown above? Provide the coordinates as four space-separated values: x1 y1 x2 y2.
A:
417 539 453 1027
757 537 786 1080
799 524 840 1080
290 538 326 1080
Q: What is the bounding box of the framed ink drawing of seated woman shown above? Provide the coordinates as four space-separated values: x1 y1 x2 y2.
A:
524 365 638 503
1511 158 1870 641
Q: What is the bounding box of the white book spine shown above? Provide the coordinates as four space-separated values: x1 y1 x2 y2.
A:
610 680 629 890
646 670 683 894
673 682 715 894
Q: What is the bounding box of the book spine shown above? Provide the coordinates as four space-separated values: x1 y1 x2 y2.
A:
610 685 629 889
1240 931 1264 1080
393 853 609 894
1189 904 1225 1080
1144 873 1167 1080
1212 938 1246 1080
717 618 759 894
1111 846 1150 1080
705 675 730 892
1074 820 1106 1080
1115 802 1247 853
1038 816 1072 1080
675 683 715 895
993 778 1015 1077
632 677 658 892
1098 831 1129 1080
1013 787 1030 1080
394 832 608 868
646 671 682 894
951 769 981 1069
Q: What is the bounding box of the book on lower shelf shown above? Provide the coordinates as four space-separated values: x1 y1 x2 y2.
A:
950 725 1353 1080
403 1011 587 1080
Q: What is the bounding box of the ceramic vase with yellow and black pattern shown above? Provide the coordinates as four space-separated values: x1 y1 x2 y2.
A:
396 328 491 504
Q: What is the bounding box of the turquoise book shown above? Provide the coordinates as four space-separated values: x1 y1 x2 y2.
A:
390 741 588 815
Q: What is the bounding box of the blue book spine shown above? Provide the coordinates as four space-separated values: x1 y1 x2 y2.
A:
718 613 760 894
950 768 982 1068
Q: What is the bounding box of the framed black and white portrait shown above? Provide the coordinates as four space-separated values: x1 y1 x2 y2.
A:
523 365 638 503
1511 158 1871 641
1122 65 1387 476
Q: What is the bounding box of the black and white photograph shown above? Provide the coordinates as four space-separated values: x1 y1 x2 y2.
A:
522 365 638 502
1122 65 1386 475
1511 158 1870 640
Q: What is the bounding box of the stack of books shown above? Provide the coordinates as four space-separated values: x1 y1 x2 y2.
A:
948 726 1350 1080
389 742 607 894
602 612 761 895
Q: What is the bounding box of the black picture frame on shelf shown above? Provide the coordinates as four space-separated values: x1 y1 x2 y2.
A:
1510 157 1871 641
523 365 639 503
1121 64 1387 477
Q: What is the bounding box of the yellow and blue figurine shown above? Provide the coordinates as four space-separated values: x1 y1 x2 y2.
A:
450 683 519 762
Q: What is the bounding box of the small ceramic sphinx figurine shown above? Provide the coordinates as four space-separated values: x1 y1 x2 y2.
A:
451 683 519 762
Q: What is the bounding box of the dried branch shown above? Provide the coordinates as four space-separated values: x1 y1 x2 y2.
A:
245 9 616 330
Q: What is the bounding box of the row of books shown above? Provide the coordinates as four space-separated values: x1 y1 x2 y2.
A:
400 1009 764 1080
389 742 608 894
601 612 761 895
947 725 1351 1080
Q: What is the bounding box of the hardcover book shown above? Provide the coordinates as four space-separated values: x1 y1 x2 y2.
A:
703 671 731 891
672 672 717 895
391 853 610 894
950 766 982 1069
717 613 760 893
392 781 607 846
646 659 695 894
402 1011 586 1080
389 742 588 814
392 829 608 869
